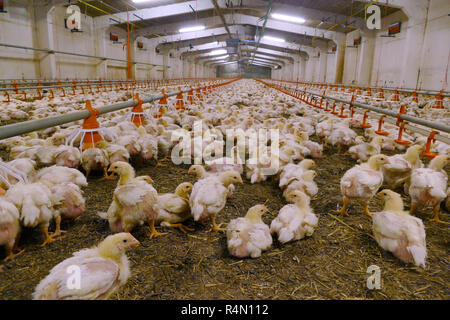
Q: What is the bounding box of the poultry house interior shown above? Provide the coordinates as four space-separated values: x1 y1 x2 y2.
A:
0 0 449 303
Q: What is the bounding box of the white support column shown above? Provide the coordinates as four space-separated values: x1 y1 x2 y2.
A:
332 33 346 84
357 30 376 86
35 5 56 79
399 0 430 88
318 48 328 83
94 24 108 79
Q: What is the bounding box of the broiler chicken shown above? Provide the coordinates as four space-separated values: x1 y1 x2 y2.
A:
409 155 449 224
6 182 56 246
383 144 424 189
0 197 21 261
334 154 389 216
270 190 318 243
349 136 385 162
190 171 243 232
153 182 194 233
101 162 161 238
283 170 318 201
33 233 139 300
279 159 316 190
226 204 272 258
372 190 427 267
81 147 110 179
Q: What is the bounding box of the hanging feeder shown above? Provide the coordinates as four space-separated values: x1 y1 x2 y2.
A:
66 100 107 151
360 110 372 128
375 115 389 136
421 131 439 158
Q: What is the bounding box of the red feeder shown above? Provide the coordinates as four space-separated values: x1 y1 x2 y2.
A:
375 115 389 136
175 87 185 110
395 121 411 145
338 103 348 118
361 110 372 128
331 102 338 115
391 89 400 101
82 100 102 151
3 91 10 103
131 93 145 127
432 91 444 109
376 88 385 99
421 131 439 158
411 90 418 103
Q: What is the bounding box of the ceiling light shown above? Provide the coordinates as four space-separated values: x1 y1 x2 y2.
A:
262 36 285 43
210 49 227 55
179 25 205 33
272 13 305 24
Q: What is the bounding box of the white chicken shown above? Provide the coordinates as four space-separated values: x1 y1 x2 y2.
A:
33 233 139 300
101 162 161 238
6 182 56 246
383 144 424 189
372 190 427 267
409 154 449 224
153 182 194 233
279 159 316 190
226 204 272 258
0 197 21 260
190 171 243 232
335 154 389 216
270 190 318 244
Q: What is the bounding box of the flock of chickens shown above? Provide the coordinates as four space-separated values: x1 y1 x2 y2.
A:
0 79 449 300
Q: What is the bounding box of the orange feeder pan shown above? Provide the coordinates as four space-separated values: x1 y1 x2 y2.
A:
375 115 389 136
360 110 372 128
421 131 439 158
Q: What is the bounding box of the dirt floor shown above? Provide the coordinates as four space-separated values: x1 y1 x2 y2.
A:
0 140 449 300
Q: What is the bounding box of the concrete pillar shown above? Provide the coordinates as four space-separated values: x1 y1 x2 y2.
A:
34 4 56 79
128 38 137 80
299 58 306 81
399 0 430 88
318 48 328 83
332 33 346 84
357 30 376 86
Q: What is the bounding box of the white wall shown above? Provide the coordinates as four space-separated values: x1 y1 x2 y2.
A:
0 3 212 80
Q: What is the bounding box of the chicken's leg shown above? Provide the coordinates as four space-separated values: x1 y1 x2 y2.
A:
148 220 168 239
100 168 116 180
409 202 418 215
50 216 66 238
331 197 350 216
161 151 170 162
360 201 373 217
210 215 226 233
155 160 166 167
164 223 194 234
430 204 449 224
5 243 24 261
85 168 90 179
41 226 56 246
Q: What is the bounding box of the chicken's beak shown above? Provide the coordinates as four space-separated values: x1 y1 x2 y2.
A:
237 176 244 184
131 237 140 247
107 166 113 173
